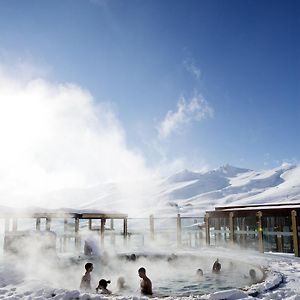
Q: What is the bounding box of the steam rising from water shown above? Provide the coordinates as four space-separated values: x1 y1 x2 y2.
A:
2 233 264 297
0 67 158 213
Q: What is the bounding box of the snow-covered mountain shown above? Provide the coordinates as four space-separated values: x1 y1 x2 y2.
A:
2 163 299 218
161 163 300 216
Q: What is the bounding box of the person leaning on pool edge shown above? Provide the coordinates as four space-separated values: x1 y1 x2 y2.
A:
138 267 153 295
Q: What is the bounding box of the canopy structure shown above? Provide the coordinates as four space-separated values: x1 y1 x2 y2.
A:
0 206 128 251
205 202 300 257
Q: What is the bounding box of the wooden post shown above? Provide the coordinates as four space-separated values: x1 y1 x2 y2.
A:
123 218 128 245
110 219 114 230
12 219 18 231
177 214 182 247
88 219 92 230
36 218 41 231
100 218 105 245
75 218 80 250
110 219 115 245
64 218 68 251
5 218 9 233
241 217 246 247
46 217 51 231
150 215 154 240
291 210 299 257
205 213 210 245
215 218 220 245
256 211 264 253
229 212 235 243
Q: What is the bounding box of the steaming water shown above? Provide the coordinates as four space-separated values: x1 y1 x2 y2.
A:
68 254 264 297
0 219 264 297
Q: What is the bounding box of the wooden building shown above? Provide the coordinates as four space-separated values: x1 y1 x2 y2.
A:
205 203 300 256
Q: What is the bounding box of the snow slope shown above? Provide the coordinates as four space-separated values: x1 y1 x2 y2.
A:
161 163 300 216
3 163 299 218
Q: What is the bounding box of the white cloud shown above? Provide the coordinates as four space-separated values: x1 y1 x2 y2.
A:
158 94 214 139
183 59 201 79
0 66 154 209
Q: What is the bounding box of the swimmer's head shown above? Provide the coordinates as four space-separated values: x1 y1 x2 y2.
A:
84 262 93 272
138 267 146 278
196 268 203 276
99 279 111 289
249 269 256 279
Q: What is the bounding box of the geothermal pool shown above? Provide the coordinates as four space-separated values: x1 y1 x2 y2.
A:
69 253 265 296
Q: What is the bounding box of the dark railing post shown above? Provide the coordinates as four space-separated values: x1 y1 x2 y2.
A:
229 212 235 243
177 214 182 246
75 217 80 250
291 210 299 257
150 215 154 240
123 218 128 245
205 213 210 246
256 211 264 253
36 218 41 231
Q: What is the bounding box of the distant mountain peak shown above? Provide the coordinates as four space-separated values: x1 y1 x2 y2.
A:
215 164 251 177
167 169 201 183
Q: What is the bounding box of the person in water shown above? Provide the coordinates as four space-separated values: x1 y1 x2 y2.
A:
117 276 128 291
249 269 257 283
138 267 153 295
196 268 204 277
96 279 112 294
80 262 93 292
212 258 221 273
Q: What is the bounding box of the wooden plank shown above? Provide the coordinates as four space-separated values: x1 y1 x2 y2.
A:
81 213 128 219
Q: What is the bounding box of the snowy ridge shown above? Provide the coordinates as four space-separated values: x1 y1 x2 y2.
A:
161 163 300 216
4 163 299 218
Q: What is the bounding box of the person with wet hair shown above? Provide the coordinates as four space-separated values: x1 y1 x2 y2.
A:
101 250 109 265
96 279 112 294
80 262 93 292
138 267 152 295
167 253 177 262
84 241 93 256
130 253 137 261
249 269 257 283
196 268 204 277
117 276 127 291
212 258 221 273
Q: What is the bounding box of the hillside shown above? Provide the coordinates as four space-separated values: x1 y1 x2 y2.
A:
160 163 300 216
2 164 299 218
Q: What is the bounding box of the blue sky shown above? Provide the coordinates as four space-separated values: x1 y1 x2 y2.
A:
0 0 299 171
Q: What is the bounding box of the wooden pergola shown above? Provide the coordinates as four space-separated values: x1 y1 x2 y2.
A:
0 207 128 251
205 202 300 256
